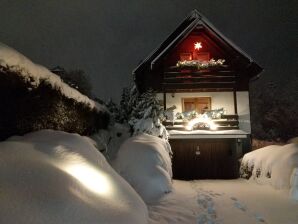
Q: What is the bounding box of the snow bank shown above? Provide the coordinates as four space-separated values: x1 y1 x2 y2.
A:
0 42 106 112
0 130 148 224
113 134 173 203
240 143 298 199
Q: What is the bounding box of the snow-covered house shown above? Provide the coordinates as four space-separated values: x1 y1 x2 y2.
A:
133 10 263 179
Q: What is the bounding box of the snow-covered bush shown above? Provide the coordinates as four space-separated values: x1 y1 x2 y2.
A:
0 43 109 140
113 134 173 203
129 89 168 140
92 123 131 161
0 130 148 224
240 143 298 199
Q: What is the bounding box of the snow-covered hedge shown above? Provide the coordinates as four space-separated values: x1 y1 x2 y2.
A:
0 43 109 140
240 143 298 199
113 134 173 203
0 130 148 224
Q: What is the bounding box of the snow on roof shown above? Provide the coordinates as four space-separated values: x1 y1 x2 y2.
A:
0 42 107 113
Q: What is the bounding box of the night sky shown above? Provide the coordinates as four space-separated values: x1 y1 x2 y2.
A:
0 0 297 102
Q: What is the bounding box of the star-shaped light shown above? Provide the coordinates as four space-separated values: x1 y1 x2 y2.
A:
194 42 202 50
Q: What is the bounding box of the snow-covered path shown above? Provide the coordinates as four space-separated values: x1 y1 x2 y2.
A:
148 179 298 224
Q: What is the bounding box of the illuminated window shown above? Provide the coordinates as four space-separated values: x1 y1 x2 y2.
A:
194 52 210 62
180 52 193 61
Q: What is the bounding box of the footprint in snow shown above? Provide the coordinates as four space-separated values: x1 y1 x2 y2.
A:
254 213 266 223
197 194 213 207
209 192 223 198
197 196 208 208
197 213 218 224
230 197 246 211
197 194 217 220
230 197 267 223
234 201 247 212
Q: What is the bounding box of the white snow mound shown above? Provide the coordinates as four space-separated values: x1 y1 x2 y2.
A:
241 143 298 199
0 130 148 224
113 134 173 203
0 42 106 112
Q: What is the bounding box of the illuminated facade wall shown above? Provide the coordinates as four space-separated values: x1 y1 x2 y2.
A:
157 91 251 133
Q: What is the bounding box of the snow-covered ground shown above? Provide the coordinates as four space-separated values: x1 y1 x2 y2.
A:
148 179 298 224
1 128 297 224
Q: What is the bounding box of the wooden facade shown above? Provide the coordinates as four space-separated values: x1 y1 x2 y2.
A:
133 10 262 94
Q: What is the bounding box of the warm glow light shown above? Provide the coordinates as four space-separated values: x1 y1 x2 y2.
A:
194 42 202 50
64 164 112 195
209 120 218 131
185 115 218 131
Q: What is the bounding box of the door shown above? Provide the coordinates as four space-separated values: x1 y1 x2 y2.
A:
170 138 239 180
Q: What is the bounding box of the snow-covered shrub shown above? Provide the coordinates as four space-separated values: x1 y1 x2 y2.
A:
92 123 131 161
0 130 148 224
113 134 173 203
164 105 176 122
240 143 298 192
0 43 110 140
129 89 168 140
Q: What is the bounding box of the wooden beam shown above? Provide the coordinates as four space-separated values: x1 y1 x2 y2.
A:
165 66 232 73
233 90 238 114
163 81 236 89
164 88 234 93
164 73 236 78
163 77 236 83
163 92 166 110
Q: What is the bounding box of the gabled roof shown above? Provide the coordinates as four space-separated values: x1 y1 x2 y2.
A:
133 10 262 79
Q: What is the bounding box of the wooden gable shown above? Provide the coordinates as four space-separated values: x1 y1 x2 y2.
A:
133 10 263 93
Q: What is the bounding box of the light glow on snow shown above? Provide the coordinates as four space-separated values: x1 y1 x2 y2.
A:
64 164 112 196
185 116 217 131
194 42 202 50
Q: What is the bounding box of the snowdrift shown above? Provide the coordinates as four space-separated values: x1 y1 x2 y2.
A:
0 42 109 140
0 130 148 224
240 143 298 199
113 134 173 203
